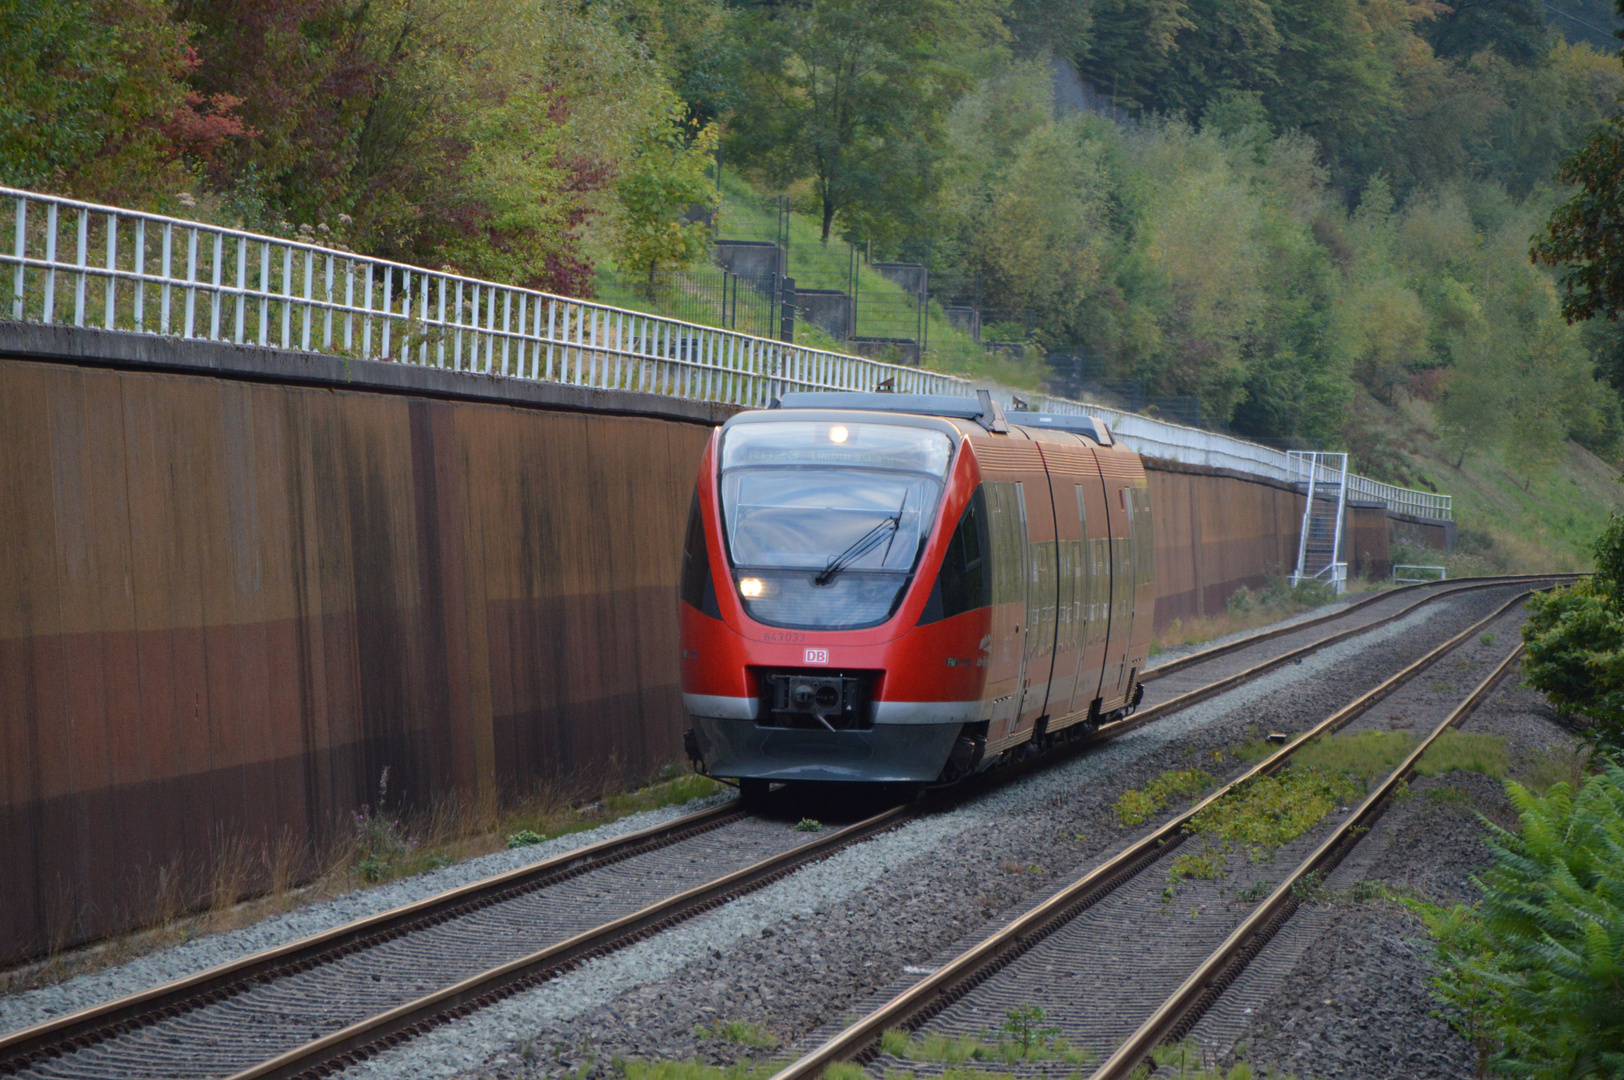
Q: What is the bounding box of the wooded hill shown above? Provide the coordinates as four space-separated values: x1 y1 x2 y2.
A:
4 0 1624 483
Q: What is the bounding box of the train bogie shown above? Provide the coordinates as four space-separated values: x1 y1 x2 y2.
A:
680 392 1153 789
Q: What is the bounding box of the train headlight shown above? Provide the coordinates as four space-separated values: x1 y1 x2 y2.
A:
739 577 764 598
828 424 849 444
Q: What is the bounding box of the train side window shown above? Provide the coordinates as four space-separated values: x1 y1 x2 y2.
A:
991 482 1028 607
918 487 991 624
1133 487 1155 592
680 491 721 619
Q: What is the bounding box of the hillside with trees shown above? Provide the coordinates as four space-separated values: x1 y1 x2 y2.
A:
4 0 1624 562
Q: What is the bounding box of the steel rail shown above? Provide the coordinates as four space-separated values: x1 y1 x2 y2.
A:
227 804 915 1080
1095 575 1570 744
1139 573 1578 685
1089 638 1530 1079
0 802 744 1071
1 577 1548 1079
764 588 1536 1080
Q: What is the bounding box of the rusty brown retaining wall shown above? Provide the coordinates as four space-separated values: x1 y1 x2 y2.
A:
0 327 728 964
0 325 1432 962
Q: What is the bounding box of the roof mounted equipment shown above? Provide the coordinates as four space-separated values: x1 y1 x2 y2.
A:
1018 412 1112 446
774 390 1009 434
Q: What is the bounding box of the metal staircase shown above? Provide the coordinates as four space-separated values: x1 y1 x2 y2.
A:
1289 452 1349 593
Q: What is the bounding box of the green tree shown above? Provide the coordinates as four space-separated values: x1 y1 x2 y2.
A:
337 0 670 294
1533 114 1624 322
725 0 1005 242
1435 340 1510 468
0 0 249 206
173 0 373 223
1085 0 1281 121
1523 513 1624 754
1262 0 1403 175
612 96 721 291
1422 0 1550 65
1533 0 1624 321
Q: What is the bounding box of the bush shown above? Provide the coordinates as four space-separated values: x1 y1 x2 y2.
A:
1520 511 1624 756
1523 583 1624 756
1407 759 1624 1078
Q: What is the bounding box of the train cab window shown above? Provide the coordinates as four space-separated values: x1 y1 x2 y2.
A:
680 491 721 618
717 420 955 630
918 487 991 625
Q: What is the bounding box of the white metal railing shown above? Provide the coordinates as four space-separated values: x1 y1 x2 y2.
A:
1 185 1451 520
1036 395 1451 519
1 186 963 409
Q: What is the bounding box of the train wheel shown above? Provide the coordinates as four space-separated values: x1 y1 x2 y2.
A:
738 778 770 810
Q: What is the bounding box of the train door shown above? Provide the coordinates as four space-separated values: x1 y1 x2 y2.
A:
981 481 1028 746
1030 438 1096 729
1075 466 1114 713
1127 483 1156 686
1017 482 1059 735
1098 475 1132 709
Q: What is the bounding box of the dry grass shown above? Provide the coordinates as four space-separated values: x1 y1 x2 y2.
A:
1153 576 1380 654
1516 745 1595 795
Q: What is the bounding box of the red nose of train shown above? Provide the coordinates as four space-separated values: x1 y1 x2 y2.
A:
679 392 1152 790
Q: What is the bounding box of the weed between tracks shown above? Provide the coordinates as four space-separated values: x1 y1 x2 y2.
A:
1118 726 1515 909
695 1020 779 1049
878 1007 1094 1067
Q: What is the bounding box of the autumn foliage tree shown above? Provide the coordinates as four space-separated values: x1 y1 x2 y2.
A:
0 0 249 206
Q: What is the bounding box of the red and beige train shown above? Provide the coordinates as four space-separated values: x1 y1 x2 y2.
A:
679 391 1154 798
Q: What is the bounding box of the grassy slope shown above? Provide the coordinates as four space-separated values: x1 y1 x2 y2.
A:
698 171 1050 388
1370 392 1621 573
596 170 1619 574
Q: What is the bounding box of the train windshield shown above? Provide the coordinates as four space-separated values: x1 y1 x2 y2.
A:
719 421 955 630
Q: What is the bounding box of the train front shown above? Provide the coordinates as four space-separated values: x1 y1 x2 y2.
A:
680 409 986 789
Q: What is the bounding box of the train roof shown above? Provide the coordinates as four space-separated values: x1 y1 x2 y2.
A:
770 391 1110 445
1012 412 1112 446
773 390 1008 432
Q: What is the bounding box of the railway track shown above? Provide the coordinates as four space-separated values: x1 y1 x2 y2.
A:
0 575 1568 1080
766 586 1543 1080
1086 638 1529 1079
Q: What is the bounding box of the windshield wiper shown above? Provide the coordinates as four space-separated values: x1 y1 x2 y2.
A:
814 514 901 586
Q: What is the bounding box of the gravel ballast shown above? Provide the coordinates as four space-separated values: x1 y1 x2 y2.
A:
1201 662 1582 1079
0 797 729 1036
346 595 1488 1080
0 584 1535 1080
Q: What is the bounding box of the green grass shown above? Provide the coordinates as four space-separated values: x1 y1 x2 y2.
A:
703 170 1049 389
1270 728 1508 785
1515 745 1593 794
1230 735 1288 764
1114 768 1215 825
1414 730 1510 779
1290 730 1415 779
694 1020 778 1049
1188 768 1362 860
1377 392 1621 574
1169 847 1226 881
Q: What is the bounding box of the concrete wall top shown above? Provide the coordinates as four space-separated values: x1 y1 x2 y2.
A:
0 322 737 430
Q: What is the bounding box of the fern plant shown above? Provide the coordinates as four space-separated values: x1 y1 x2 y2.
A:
1410 759 1624 1078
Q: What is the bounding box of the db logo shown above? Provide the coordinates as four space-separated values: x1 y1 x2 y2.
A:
804 648 829 665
